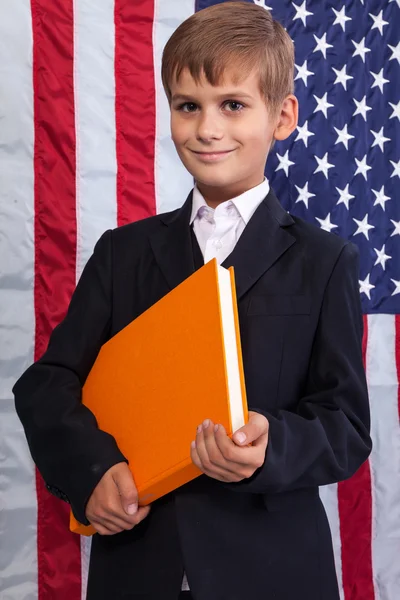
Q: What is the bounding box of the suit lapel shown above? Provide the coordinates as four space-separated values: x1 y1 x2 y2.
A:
222 190 296 299
149 190 196 291
150 188 296 299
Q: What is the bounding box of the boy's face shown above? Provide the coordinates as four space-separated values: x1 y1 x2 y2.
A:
169 66 298 206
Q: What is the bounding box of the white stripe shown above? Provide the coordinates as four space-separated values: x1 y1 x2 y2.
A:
80 536 92 600
153 0 195 215
319 484 345 600
74 0 118 284
0 1 38 598
366 314 400 600
73 0 119 594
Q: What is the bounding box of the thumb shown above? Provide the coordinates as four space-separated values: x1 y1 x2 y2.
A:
233 412 269 446
113 464 138 515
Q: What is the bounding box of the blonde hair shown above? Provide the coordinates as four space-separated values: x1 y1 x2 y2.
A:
161 1 294 116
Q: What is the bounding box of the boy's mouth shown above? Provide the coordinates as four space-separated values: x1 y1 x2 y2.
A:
190 149 235 162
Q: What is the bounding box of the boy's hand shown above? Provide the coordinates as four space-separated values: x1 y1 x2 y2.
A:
190 411 269 483
85 462 151 536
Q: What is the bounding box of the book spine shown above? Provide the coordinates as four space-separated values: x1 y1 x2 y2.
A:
228 267 249 424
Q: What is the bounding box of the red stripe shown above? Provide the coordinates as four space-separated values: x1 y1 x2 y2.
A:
362 314 368 369
31 1 82 598
338 315 375 600
115 0 157 226
396 315 400 423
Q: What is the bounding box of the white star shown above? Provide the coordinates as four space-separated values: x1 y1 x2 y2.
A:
313 33 333 59
295 60 314 86
353 215 375 240
389 100 400 122
316 213 338 233
336 184 355 209
372 185 390 210
332 65 354 91
390 220 400 237
388 41 400 65
313 92 334 118
253 1 273 10
353 96 372 121
352 38 371 63
275 150 294 177
369 10 389 35
295 120 314 147
332 6 352 31
370 127 390 151
391 279 400 296
334 124 355 150
359 274 375 300
295 182 315 208
390 159 400 178
314 153 334 179
374 245 391 270
354 155 372 180
293 1 313 26
370 68 390 93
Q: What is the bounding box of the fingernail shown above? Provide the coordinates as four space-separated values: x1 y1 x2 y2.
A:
203 419 210 429
197 424 203 433
127 503 137 515
214 424 219 433
235 432 246 444
191 441 196 449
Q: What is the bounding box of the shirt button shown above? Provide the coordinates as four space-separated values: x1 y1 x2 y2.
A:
213 239 223 250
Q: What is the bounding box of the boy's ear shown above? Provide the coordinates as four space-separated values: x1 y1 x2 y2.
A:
273 95 299 142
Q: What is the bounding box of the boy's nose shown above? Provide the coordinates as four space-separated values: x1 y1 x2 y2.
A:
196 114 224 142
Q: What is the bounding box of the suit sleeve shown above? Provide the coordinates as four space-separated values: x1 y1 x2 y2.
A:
227 242 372 494
12 230 128 525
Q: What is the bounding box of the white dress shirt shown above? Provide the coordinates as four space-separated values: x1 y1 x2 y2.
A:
190 177 270 265
181 176 270 592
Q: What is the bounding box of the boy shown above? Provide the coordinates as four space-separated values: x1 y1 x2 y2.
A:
13 3 372 599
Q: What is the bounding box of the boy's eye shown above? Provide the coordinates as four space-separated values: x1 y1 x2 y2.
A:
177 100 244 113
179 102 198 113
225 101 244 112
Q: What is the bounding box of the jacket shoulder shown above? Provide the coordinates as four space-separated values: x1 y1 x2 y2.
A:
108 207 180 248
289 214 357 259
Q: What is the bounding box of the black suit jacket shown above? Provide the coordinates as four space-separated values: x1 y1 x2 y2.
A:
13 189 372 600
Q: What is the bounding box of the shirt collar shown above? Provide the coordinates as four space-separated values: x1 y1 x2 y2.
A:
189 177 270 225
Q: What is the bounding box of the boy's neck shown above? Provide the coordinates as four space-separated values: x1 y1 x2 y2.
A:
196 177 265 209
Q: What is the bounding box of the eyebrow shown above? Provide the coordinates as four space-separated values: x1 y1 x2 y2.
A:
171 92 254 102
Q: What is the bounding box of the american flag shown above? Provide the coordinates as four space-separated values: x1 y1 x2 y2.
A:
0 0 399 599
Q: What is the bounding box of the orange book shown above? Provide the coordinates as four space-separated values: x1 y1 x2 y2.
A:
70 258 248 536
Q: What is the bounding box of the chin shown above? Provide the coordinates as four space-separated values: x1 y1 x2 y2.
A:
195 176 235 189
189 167 239 188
